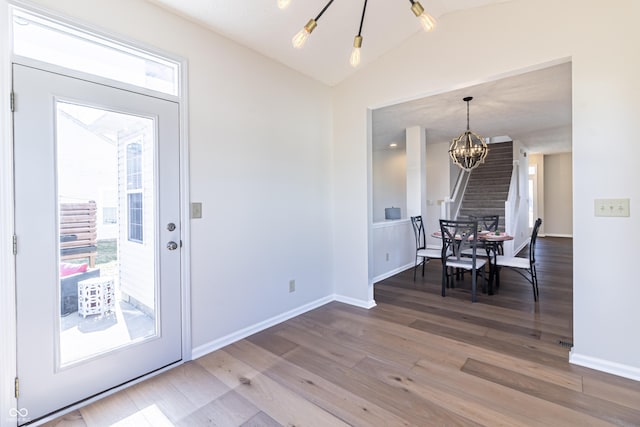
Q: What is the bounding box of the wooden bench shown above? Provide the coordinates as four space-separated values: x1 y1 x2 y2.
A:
60 201 97 268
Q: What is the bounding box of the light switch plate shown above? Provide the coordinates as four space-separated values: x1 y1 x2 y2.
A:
191 202 202 219
594 198 630 217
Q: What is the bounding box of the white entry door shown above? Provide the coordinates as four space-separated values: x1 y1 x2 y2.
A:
13 63 182 424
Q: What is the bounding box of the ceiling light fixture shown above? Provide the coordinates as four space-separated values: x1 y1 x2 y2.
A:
289 0 436 65
449 97 489 171
277 0 292 10
409 0 436 31
291 0 334 49
349 0 368 68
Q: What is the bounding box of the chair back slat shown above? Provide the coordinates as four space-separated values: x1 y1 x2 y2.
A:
410 216 426 251
529 218 543 264
468 214 499 232
439 219 480 264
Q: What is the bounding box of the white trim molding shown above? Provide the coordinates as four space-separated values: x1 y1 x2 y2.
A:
570 350 640 382
1 2 17 426
372 262 414 284
191 295 334 360
333 294 377 309
191 293 377 360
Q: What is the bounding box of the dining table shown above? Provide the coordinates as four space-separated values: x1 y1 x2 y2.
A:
432 230 514 295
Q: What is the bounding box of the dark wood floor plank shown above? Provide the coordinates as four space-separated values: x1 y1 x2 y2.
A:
411 360 613 426
245 328 298 356
283 345 482 426
196 349 350 426
326 301 585 392
240 411 282 427
273 322 368 368
582 374 640 411
353 355 534 426
175 390 260 427
461 358 640 426
227 339 412 427
45 237 640 427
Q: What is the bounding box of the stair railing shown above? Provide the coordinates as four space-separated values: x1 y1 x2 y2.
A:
443 168 470 220
504 160 520 256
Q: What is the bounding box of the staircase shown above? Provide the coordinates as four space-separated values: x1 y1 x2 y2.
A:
458 141 513 228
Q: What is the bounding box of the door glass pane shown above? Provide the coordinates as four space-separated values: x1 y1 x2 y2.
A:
57 101 157 367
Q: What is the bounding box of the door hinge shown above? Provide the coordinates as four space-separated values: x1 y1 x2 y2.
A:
12 235 17 255
14 377 19 398
10 92 15 112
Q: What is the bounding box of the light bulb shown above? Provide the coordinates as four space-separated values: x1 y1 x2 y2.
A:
417 12 436 32
349 47 361 68
292 28 310 48
349 35 363 68
410 1 436 32
277 0 291 9
292 19 317 49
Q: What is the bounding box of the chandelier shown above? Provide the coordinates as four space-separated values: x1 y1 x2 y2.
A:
449 97 489 171
280 0 436 68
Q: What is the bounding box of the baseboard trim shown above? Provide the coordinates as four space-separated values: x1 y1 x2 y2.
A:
372 262 414 284
542 233 573 238
333 294 377 309
570 350 640 381
191 295 334 359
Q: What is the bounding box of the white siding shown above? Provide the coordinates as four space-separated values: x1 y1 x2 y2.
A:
118 126 155 311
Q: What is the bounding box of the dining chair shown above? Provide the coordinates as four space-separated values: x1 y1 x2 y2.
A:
439 219 487 302
466 214 501 254
468 214 499 232
494 218 542 301
410 215 442 281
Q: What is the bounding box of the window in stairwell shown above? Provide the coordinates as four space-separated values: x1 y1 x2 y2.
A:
528 165 537 229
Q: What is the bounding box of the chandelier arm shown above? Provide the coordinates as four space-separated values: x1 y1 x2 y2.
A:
315 0 336 21
357 0 368 37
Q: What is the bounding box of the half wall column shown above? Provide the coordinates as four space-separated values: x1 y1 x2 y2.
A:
405 126 427 219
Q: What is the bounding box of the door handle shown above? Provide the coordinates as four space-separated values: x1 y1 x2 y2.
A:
167 241 178 251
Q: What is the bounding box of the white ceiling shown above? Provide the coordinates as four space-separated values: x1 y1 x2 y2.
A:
373 62 572 153
146 0 511 86
144 0 572 155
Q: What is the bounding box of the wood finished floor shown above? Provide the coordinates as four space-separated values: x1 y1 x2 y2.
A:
44 237 640 426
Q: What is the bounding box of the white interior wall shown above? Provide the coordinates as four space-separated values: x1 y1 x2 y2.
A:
333 0 640 379
405 126 426 218
20 0 335 353
372 148 406 223
371 220 414 282
544 153 573 236
425 141 451 247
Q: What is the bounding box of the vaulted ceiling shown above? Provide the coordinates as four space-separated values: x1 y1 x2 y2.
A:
145 0 572 154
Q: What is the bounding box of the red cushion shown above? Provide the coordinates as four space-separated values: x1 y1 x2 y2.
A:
60 262 88 277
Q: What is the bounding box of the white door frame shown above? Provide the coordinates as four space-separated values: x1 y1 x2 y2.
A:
0 2 192 425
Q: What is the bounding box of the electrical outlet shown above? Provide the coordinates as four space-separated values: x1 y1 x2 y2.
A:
594 198 630 217
289 279 296 293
